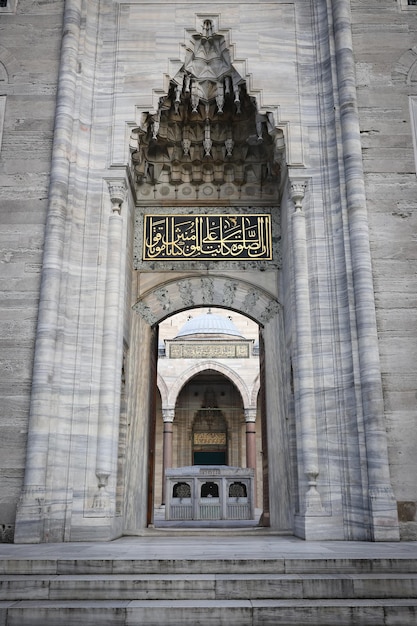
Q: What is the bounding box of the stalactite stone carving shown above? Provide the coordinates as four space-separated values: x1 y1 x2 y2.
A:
130 21 284 203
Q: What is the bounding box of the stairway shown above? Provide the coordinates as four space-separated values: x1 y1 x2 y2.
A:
1 549 417 625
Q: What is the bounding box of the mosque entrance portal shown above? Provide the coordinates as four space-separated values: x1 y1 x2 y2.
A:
128 19 292 533
153 310 265 519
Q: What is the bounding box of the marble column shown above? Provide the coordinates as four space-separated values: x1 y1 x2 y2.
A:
244 408 257 471
290 179 324 520
14 0 83 543
331 0 399 540
162 407 175 505
92 180 126 514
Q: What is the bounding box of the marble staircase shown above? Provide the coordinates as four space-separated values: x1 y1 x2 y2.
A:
1 547 417 625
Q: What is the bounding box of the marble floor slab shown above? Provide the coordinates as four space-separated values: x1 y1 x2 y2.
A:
1 535 417 562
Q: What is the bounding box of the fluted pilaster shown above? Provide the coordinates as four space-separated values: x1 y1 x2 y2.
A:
92 180 127 514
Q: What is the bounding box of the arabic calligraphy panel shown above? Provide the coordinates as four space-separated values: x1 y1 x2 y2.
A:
168 342 250 359
143 214 272 261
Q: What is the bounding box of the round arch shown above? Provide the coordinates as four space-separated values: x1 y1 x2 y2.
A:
133 274 281 327
393 46 417 84
166 360 251 410
0 45 20 82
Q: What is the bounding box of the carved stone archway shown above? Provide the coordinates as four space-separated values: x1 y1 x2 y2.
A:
134 274 281 326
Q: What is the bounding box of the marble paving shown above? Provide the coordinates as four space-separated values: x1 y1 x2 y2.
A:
1 535 417 561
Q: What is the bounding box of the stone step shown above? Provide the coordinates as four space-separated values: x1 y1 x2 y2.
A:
1 556 416 575
1 598 417 626
1 572 417 601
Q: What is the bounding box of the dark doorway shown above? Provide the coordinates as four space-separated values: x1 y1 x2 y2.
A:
194 450 227 465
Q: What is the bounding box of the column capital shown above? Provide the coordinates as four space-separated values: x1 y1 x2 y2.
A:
162 408 175 423
107 179 127 214
244 407 257 423
289 178 308 212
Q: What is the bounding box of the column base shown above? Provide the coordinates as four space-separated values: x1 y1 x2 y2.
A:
14 486 45 543
14 486 73 543
294 513 344 540
369 486 400 541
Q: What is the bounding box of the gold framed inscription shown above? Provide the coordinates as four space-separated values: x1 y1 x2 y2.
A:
143 214 272 260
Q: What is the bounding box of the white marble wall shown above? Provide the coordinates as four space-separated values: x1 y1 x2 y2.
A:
1 0 415 542
0 0 65 542
351 0 417 540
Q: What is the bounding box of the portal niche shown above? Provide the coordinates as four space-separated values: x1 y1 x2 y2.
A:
192 398 228 465
173 371 246 471
131 17 286 529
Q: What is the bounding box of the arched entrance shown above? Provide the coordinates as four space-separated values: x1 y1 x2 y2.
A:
153 307 266 518
126 284 292 532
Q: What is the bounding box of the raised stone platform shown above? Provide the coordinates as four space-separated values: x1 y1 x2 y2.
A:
1 535 417 624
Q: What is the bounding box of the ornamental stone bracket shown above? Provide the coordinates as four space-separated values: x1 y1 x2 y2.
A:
133 275 281 327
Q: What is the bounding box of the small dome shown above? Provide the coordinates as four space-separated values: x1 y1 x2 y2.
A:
175 311 244 339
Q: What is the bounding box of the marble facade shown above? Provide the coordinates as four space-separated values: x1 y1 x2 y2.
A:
0 0 416 543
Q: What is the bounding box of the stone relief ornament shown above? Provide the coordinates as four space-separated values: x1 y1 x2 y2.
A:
133 301 157 325
242 289 260 314
178 279 195 307
259 299 281 324
155 287 172 312
200 277 214 304
222 280 238 307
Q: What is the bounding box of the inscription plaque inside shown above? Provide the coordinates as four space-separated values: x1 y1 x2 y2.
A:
193 432 227 446
169 342 250 359
143 214 272 260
